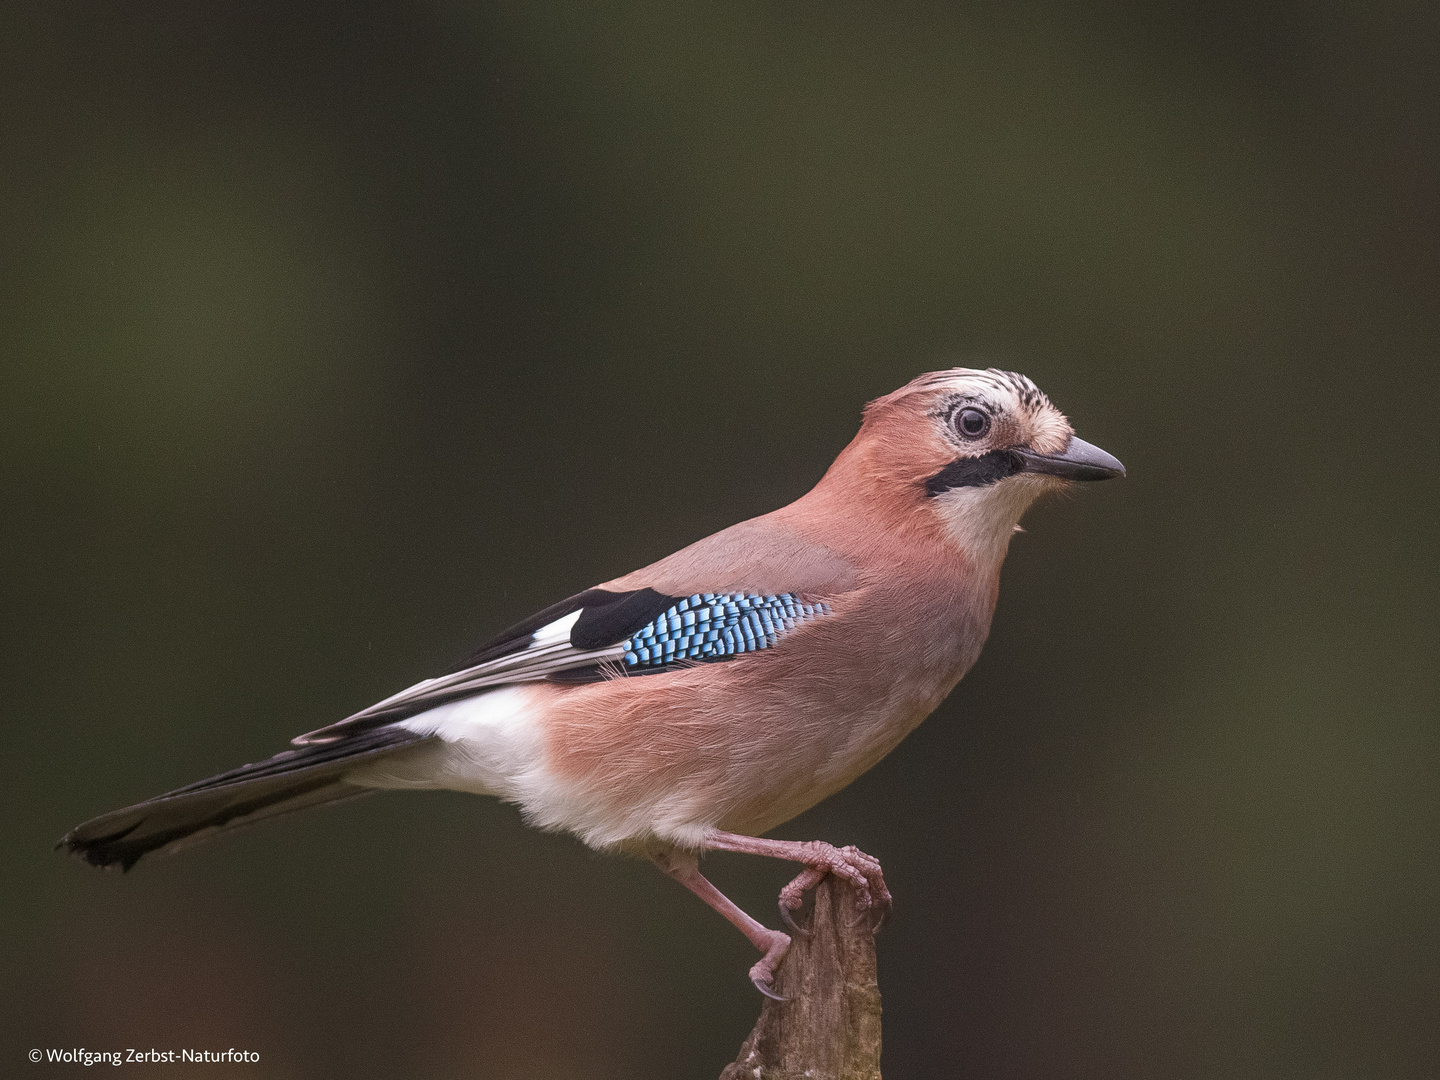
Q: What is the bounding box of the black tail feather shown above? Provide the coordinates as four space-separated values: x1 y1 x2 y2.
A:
59 726 430 871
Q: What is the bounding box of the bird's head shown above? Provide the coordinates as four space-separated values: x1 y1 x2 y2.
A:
843 367 1125 561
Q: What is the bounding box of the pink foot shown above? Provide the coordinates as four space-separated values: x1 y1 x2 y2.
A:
777 841 893 933
704 832 894 936
748 926 792 1000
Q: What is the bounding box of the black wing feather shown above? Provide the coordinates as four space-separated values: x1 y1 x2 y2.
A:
570 588 677 649
450 587 679 671
293 587 682 743
445 588 609 673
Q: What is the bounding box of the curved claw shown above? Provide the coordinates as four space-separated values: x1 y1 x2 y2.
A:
778 902 811 938
751 975 787 1001
848 904 887 934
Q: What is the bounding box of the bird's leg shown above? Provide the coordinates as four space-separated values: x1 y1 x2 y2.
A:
702 830 894 933
651 848 792 1000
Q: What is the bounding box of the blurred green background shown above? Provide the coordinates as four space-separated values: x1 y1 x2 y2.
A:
3 2 1437 1077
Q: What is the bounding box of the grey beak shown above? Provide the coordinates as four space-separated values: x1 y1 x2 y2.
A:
1013 436 1126 481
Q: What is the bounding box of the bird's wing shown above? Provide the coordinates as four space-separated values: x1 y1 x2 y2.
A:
295 517 859 745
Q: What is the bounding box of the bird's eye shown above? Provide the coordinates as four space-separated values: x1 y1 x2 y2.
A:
954 407 991 440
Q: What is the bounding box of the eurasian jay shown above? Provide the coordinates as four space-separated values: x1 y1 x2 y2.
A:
60 368 1124 997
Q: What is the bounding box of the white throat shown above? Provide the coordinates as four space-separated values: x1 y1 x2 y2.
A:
929 477 1049 570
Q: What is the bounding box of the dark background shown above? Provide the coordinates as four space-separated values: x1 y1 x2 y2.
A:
3 3 1438 1077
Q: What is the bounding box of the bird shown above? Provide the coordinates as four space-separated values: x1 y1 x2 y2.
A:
59 367 1124 998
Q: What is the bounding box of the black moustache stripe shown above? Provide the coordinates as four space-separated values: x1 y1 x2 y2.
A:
925 450 1024 495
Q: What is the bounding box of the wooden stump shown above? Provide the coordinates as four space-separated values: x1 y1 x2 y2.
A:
720 876 882 1080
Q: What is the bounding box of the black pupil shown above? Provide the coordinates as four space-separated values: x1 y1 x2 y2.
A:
958 408 987 437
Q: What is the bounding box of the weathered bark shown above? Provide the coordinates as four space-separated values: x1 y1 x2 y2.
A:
720 876 882 1080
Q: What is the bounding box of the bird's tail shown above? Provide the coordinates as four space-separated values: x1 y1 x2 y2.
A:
58 726 431 871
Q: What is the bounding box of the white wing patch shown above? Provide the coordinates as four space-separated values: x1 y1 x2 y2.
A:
293 611 623 745
532 609 581 645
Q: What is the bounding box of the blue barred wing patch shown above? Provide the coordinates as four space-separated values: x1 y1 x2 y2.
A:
622 593 830 668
